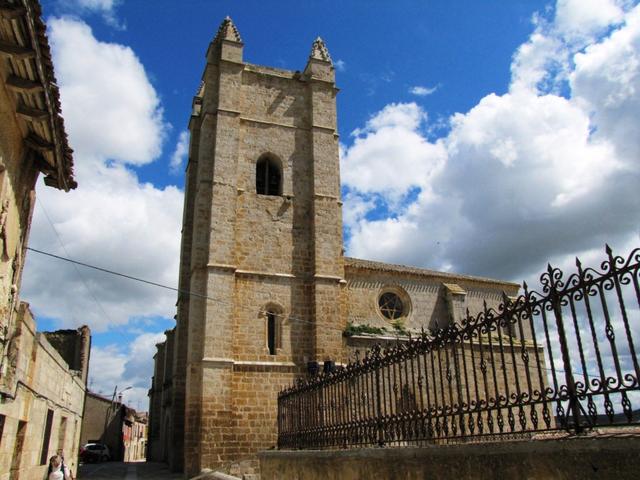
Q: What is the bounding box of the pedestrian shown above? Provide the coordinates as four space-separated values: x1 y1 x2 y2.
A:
56 450 75 480
47 455 72 480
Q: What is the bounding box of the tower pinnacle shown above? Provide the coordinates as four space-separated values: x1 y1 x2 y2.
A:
214 16 242 43
309 37 332 63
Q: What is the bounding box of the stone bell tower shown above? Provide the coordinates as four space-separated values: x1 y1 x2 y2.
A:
172 17 345 475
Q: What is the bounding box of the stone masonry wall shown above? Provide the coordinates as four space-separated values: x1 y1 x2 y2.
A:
260 436 640 480
0 56 39 392
345 266 520 333
0 304 85 480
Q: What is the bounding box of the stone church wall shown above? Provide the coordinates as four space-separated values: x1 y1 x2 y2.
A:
344 262 519 334
233 276 312 363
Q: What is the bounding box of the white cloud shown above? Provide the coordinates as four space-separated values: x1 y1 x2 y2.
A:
60 0 124 29
47 18 164 165
170 131 189 174
335 59 346 71
342 1 640 284
342 103 446 204
88 331 166 411
510 27 566 94
87 345 126 395
570 4 640 162
555 0 625 41
342 191 375 228
24 165 182 331
410 85 438 96
22 17 181 333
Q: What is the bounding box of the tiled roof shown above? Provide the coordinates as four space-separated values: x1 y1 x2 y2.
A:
344 257 520 288
0 0 76 190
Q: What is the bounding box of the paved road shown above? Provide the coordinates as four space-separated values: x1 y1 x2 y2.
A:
78 461 183 479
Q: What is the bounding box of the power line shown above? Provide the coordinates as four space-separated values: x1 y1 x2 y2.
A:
27 246 209 300
26 246 367 330
27 246 412 337
35 199 114 325
26 246 628 381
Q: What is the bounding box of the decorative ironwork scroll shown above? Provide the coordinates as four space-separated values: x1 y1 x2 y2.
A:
278 246 640 449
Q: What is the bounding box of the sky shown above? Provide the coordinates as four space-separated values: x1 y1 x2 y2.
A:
19 0 640 410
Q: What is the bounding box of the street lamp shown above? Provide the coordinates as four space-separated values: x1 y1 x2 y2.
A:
111 385 132 410
118 386 132 404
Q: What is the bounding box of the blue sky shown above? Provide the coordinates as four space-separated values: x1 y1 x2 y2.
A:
41 1 545 188
20 0 640 408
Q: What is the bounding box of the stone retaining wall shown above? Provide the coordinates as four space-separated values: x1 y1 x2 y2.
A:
259 434 640 480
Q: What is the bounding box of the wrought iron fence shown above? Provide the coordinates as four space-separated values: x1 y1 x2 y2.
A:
278 246 640 449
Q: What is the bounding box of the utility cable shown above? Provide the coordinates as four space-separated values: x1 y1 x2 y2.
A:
27 246 210 300
35 199 114 325
27 246 622 381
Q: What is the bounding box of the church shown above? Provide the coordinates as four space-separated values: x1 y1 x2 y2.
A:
147 17 519 476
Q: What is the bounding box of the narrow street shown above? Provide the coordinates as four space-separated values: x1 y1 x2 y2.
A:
78 461 183 479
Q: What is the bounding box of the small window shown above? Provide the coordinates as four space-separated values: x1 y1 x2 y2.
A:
11 421 27 475
256 156 282 196
0 414 5 447
40 409 54 465
57 417 67 452
267 312 277 355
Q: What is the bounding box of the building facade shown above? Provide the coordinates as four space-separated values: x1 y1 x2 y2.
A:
123 411 147 462
0 1 84 479
148 18 520 477
80 391 147 462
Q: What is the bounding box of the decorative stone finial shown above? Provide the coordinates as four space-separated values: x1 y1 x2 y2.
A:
309 37 332 63
214 16 242 43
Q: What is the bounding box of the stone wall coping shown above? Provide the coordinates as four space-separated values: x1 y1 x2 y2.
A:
314 274 344 282
235 269 296 279
311 124 336 133
207 263 238 271
260 434 640 461
234 360 297 367
313 193 340 201
345 257 520 289
217 107 242 116
201 357 298 368
347 333 411 342
244 62 296 79
206 264 348 282
240 116 300 131
202 357 234 367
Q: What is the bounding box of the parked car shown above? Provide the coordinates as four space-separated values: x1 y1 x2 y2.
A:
80 443 111 462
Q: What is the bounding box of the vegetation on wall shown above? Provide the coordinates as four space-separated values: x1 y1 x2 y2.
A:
343 321 411 338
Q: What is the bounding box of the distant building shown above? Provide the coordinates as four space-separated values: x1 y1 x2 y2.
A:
148 17 520 477
80 391 147 462
124 411 147 462
0 0 83 479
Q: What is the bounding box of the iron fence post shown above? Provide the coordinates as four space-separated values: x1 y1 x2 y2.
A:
547 264 582 433
375 361 384 446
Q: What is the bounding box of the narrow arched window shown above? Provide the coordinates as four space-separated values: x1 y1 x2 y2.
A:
256 156 282 196
267 312 277 355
